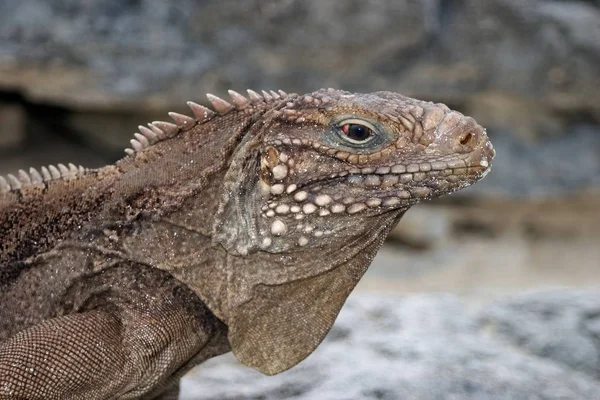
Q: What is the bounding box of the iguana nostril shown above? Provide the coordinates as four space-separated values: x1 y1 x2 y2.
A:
459 132 475 146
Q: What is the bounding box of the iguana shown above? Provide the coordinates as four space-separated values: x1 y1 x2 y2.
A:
0 88 494 399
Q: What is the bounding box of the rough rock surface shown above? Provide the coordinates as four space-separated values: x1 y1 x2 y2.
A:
482 290 600 378
182 291 600 400
0 0 598 113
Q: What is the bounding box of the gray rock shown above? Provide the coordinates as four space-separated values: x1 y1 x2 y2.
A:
464 124 600 197
0 0 598 115
181 292 600 400
481 289 600 378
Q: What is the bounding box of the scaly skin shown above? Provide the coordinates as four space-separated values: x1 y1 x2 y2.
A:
0 88 494 399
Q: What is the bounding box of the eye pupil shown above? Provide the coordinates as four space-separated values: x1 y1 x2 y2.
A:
343 123 372 142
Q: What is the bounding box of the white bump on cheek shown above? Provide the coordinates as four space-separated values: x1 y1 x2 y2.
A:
275 204 290 214
366 198 382 207
270 184 285 195
290 205 301 213
302 203 317 214
347 203 367 214
262 237 272 248
293 191 308 202
286 184 297 194
270 219 287 236
266 210 275 217
383 197 401 207
298 236 309 247
314 194 332 206
279 153 289 163
319 209 330 216
330 203 345 213
272 164 288 180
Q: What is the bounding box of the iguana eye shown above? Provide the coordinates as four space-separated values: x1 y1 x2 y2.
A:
338 119 376 144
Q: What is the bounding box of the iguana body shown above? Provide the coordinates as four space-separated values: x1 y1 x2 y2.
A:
0 89 494 399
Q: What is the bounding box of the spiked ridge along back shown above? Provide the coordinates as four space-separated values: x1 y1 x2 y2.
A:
126 89 290 155
0 164 86 194
0 89 292 195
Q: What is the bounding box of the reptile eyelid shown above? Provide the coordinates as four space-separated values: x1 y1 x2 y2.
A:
336 118 378 145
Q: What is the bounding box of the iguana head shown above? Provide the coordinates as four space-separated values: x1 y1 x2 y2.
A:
214 88 494 256
210 89 494 376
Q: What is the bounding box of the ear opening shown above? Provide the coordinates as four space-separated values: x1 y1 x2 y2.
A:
212 139 264 256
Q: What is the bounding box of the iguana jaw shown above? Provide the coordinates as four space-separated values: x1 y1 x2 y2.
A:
260 148 492 212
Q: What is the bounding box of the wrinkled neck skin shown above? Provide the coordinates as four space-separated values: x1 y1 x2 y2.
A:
224 208 405 374
223 208 406 310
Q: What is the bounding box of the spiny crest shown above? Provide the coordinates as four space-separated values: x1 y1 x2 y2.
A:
0 89 292 194
124 89 292 155
0 164 86 194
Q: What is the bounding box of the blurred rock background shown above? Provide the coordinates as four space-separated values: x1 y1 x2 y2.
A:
0 0 598 399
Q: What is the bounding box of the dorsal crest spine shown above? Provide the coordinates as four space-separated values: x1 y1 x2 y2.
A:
0 164 86 194
0 89 295 195
124 89 294 156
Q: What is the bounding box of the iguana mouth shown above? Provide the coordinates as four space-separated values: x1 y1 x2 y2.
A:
276 154 492 212
262 133 494 213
